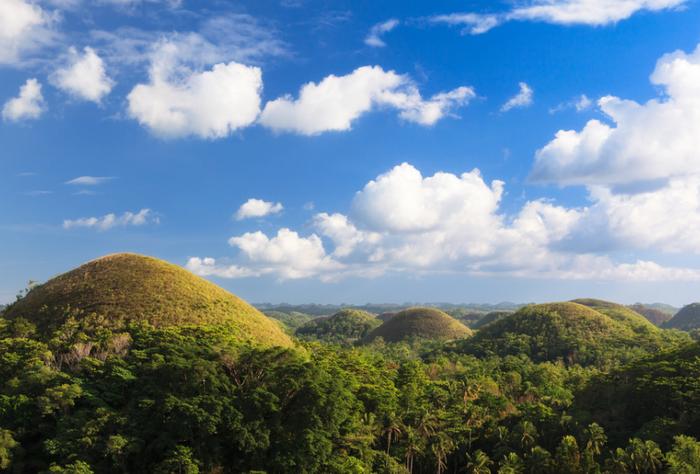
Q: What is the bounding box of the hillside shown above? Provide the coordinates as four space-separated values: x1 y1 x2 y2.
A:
456 302 688 366
571 298 658 332
470 311 512 330
2 253 293 347
664 303 700 331
364 307 472 343
295 309 380 344
629 303 674 326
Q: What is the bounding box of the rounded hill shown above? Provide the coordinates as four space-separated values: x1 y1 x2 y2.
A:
456 302 687 366
664 303 700 331
3 253 293 347
628 304 673 326
364 307 472 343
295 309 380 344
571 298 658 331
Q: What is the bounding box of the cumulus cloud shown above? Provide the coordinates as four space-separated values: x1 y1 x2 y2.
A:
235 198 284 220
431 0 684 35
549 94 592 114
50 47 114 103
364 19 399 47
65 176 114 186
185 257 260 278
191 162 700 282
127 39 263 139
227 229 343 279
532 43 700 186
63 208 157 231
501 82 534 112
259 65 474 135
2 79 46 122
0 0 55 65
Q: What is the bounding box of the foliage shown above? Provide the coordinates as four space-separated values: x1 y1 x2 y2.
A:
664 303 700 331
296 309 381 345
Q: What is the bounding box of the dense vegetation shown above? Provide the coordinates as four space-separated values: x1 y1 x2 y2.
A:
364 307 472 343
296 309 381 345
629 304 675 327
1 256 700 473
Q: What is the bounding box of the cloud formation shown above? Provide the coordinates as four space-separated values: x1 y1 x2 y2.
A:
501 82 534 112
65 176 114 186
365 19 399 47
235 198 284 220
259 65 474 135
189 163 700 282
127 39 263 138
2 79 46 122
63 208 157 230
431 0 685 35
51 47 114 103
0 0 54 65
532 43 700 186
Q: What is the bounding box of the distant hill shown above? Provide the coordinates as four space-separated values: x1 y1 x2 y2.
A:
264 310 315 334
296 309 380 344
3 253 293 347
364 307 472 343
628 304 674 326
470 311 512 330
664 303 700 331
455 302 687 366
255 302 525 317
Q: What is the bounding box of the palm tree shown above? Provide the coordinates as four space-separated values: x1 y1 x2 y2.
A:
465 450 493 474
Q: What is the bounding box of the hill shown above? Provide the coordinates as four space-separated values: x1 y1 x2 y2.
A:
629 303 674 326
295 309 380 344
571 298 659 332
364 307 472 343
2 253 293 347
470 311 512 330
664 303 700 331
455 302 688 366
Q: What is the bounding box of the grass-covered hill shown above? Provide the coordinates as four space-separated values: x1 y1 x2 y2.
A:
629 303 675 326
455 302 689 366
364 307 472 343
663 303 700 331
2 253 293 347
264 310 315 334
295 308 380 344
571 298 658 332
470 311 512 330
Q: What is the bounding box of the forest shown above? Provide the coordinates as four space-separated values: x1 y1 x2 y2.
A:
1 254 700 473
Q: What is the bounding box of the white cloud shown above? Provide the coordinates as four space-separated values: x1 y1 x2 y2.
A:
365 19 399 47
549 94 592 114
0 0 55 65
50 47 114 103
2 79 46 122
63 208 157 231
532 43 700 186
501 82 534 112
127 39 263 139
509 0 685 25
429 13 502 35
191 162 700 282
227 229 342 279
185 257 259 278
259 65 474 135
65 176 114 186
235 198 284 220
431 0 684 35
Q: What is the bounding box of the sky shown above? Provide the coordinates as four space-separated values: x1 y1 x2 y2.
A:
3 0 700 306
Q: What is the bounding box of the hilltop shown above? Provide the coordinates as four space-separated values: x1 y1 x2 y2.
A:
364 307 472 343
629 303 674 326
295 309 380 344
3 253 293 347
571 298 658 332
455 302 688 366
664 303 700 331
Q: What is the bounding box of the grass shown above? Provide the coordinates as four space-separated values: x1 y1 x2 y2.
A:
364 307 472 343
3 253 293 348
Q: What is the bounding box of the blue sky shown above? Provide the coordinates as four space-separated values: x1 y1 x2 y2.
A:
3 0 700 305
